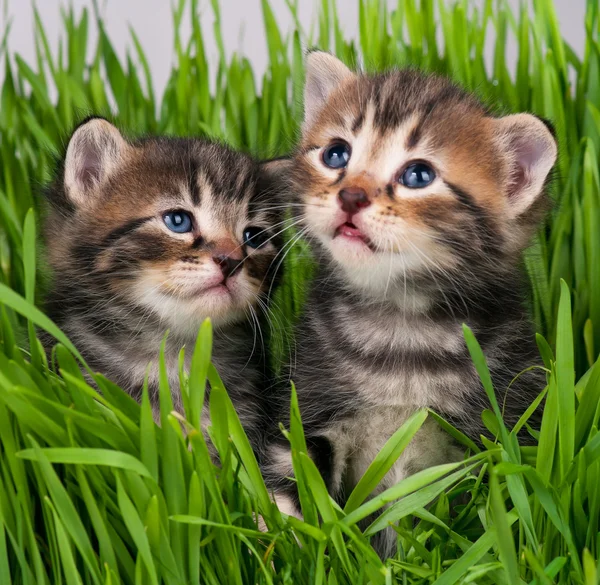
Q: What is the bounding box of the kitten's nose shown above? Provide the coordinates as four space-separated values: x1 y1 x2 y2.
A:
213 255 241 279
338 187 371 215
211 238 243 279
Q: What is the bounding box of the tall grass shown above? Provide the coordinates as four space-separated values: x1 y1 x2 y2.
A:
0 0 599 583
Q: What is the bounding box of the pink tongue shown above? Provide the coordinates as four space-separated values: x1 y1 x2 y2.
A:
339 223 363 238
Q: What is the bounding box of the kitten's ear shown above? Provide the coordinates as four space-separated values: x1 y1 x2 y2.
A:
259 157 293 193
64 118 128 207
493 113 557 218
304 51 355 131
260 157 293 179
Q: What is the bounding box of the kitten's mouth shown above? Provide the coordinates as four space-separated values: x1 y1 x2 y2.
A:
205 283 231 294
334 221 373 249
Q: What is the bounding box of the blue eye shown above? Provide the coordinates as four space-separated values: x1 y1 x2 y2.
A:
243 226 269 249
163 210 193 233
399 162 436 188
322 141 351 169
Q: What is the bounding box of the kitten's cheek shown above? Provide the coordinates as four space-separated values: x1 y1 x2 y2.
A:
305 200 345 239
215 272 244 305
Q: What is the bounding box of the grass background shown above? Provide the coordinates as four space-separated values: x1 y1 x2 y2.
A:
0 0 599 583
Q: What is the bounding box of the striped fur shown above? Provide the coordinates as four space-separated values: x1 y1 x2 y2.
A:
42 118 284 449
262 53 557 556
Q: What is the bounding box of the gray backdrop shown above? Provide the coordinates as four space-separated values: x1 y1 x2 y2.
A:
2 0 586 99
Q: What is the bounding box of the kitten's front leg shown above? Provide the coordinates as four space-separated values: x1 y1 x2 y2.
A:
260 435 342 523
260 441 303 523
350 416 465 557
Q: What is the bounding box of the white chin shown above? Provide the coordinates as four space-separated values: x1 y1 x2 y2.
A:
182 289 247 327
190 289 233 311
326 238 423 295
137 288 244 338
327 235 374 262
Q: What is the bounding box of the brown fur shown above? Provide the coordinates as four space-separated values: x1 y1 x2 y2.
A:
43 119 285 444
296 71 543 259
262 53 557 558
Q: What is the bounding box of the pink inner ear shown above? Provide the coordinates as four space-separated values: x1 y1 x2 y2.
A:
79 153 102 190
507 161 527 200
497 114 556 214
506 133 542 200
76 132 117 190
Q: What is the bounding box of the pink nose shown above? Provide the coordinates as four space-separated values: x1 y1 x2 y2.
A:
211 237 243 279
213 255 241 278
338 187 371 215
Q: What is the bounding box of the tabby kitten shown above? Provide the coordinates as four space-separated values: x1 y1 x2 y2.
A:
43 118 283 446
262 52 557 554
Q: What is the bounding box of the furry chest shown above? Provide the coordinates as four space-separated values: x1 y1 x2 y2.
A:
338 359 472 415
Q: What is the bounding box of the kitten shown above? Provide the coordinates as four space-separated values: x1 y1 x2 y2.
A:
262 52 557 554
43 117 284 447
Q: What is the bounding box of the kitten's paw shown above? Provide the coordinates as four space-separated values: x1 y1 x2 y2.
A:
256 491 304 533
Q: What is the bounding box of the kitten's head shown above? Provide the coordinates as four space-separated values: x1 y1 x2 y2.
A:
45 118 283 337
293 52 557 298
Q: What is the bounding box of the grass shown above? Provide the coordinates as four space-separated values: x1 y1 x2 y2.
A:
0 0 599 583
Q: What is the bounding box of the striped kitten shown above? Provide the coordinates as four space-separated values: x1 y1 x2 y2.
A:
263 53 557 553
43 118 283 446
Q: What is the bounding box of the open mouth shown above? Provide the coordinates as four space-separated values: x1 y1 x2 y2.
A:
334 221 373 248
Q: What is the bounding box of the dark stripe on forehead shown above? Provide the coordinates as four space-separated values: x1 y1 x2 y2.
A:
102 217 153 247
405 98 439 149
188 160 201 205
406 124 422 150
236 168 255 200
407 93 453 148
352 112 365 134
370 71 479 135
195 152 230 200
374 100 415 133
371 75 417 133
243 169 273 222
199 147 256 203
